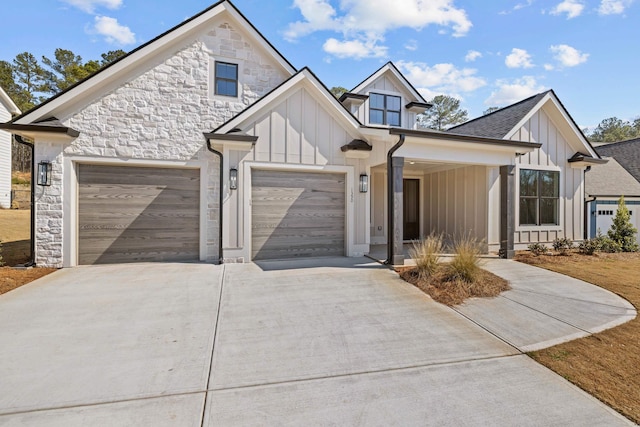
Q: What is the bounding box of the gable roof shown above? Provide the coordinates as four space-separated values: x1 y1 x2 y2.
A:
596 138 640 183
12 0 296 125
0 87 20 116
585 156 640 197
212 67 362 135
350 61 427 103
449 91 549 138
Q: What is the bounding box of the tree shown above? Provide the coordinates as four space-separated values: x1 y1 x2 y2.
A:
0 60 30 112
41 49 100 94
588 117 640 142
100 50 127 66
483 106 500 115
608 196 639 252
418 95 468 131
12 52 49 110
330 86 348 99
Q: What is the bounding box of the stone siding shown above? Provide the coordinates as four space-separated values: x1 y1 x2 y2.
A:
34 20 288 267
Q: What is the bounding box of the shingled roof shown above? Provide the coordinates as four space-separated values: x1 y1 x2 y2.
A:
595 138 640 183
585 156 640 197
448 91 551 138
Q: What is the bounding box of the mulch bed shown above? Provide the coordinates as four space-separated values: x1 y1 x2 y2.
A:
0 267 58 296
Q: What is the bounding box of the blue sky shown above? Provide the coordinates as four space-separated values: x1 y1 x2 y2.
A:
1 0 638 129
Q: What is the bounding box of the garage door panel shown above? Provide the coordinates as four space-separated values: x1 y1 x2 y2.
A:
78 165 200 265
252 170 345 261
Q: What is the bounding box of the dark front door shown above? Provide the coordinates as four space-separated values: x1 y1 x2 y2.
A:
403 179 420 240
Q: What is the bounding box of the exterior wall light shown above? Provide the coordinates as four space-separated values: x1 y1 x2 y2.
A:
359 173 368 193
229 168 238 190
37 161 52 186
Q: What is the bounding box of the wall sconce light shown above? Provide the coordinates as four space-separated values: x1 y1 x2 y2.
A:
229 168 238 190
37 161 52 186
359 173 368 193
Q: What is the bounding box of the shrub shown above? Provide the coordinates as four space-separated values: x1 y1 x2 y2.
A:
578 239 599 255
599 236 623 253
608 196 639 252
552 237 573 255
409 234 443 279
528 242 548 256
446 233 482 283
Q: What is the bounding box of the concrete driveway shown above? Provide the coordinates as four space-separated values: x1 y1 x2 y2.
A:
0 258 633 426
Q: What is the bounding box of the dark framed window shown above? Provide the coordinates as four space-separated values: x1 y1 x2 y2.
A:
369 93 401 126
519 169 560 226
215 61 238 97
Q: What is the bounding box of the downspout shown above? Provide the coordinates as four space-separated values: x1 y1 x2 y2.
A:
584 166 593 240
385 134 405 265
13 135 36 267
205 141 224 264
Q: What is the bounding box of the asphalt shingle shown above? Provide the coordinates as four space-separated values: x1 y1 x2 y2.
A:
595 138 640 183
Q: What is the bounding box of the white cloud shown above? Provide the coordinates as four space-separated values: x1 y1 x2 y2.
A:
544 63 555 70
500 0 534 14
285 0 472 59
464 50 482 62
92 15 136 45
485 76 546 106
323 37 387 59
550 0 585 18
404 39 418 51
62 0 122 13
550 44 589 67
505 48 534 68
598 0 633 14
397 60 486 100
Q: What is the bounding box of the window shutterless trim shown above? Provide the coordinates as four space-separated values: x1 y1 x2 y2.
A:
369 93 401 126
215 61 238 97
519 169 560 226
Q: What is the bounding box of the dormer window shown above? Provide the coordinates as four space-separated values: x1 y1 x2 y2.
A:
369 93 401 126
215 61 238 97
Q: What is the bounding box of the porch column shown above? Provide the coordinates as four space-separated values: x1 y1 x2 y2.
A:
388 156 405 265
500 165 515 259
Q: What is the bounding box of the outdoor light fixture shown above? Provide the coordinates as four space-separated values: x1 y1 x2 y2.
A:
37 161 52 186
229 168 238 190
359 173 368 193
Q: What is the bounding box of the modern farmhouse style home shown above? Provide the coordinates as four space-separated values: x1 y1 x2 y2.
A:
0 0 604 267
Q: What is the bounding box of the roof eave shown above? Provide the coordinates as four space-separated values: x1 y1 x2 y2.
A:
0 122 80 140
389 128 542 150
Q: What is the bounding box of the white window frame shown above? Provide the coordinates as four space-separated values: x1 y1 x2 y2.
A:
209 57 242 101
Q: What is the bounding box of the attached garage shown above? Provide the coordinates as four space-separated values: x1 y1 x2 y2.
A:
78 164 200 264
251 169 345 260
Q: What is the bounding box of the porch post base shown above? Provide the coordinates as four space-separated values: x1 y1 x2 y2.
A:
499 165 515 259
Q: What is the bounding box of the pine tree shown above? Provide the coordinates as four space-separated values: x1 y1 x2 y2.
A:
608 196 639 252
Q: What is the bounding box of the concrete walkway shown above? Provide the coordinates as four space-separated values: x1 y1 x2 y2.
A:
0 258 635 426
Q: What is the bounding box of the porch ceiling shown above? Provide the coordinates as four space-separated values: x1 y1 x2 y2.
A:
371 160 468 174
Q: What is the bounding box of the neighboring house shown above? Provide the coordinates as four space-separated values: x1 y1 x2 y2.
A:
584 139 640 241
0 1 604 267
0 87 21 209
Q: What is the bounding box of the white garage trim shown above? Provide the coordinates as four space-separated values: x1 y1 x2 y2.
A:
226 161 355 262
62 156 208 267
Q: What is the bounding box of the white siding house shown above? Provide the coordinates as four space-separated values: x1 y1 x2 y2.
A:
0 1 605 267
0 88 21 209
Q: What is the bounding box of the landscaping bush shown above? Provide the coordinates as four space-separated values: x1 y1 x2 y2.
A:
578 239 599 255
528 242 548 256
599 236 623 253
446 233 482 283
608 196 639 252
552 237 573 255
409 234 443 279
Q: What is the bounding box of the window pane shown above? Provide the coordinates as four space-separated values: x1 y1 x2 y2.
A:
216 79 237 97
216 62 237 79
520 169 538 196
519 198 538 225
387 95 401 111
540 171 559 197
387 111 400 126
370 109 384 124
540 198 559 225
370 93 385 109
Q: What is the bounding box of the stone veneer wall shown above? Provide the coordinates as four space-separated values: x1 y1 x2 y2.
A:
34 21 288 267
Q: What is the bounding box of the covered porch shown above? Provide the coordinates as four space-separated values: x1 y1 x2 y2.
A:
364 128 540 266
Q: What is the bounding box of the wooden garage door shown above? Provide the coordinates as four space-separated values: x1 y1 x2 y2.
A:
78 165 200 264
252 170 345 260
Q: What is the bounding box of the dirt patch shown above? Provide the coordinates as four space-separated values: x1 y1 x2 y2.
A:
399 267 510 306
516 251 640 424
0 267 57 296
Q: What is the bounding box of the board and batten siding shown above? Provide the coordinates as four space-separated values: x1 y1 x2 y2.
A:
509 107 584 244
0 106 11 209
223 86 368 258
423 166 489 243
